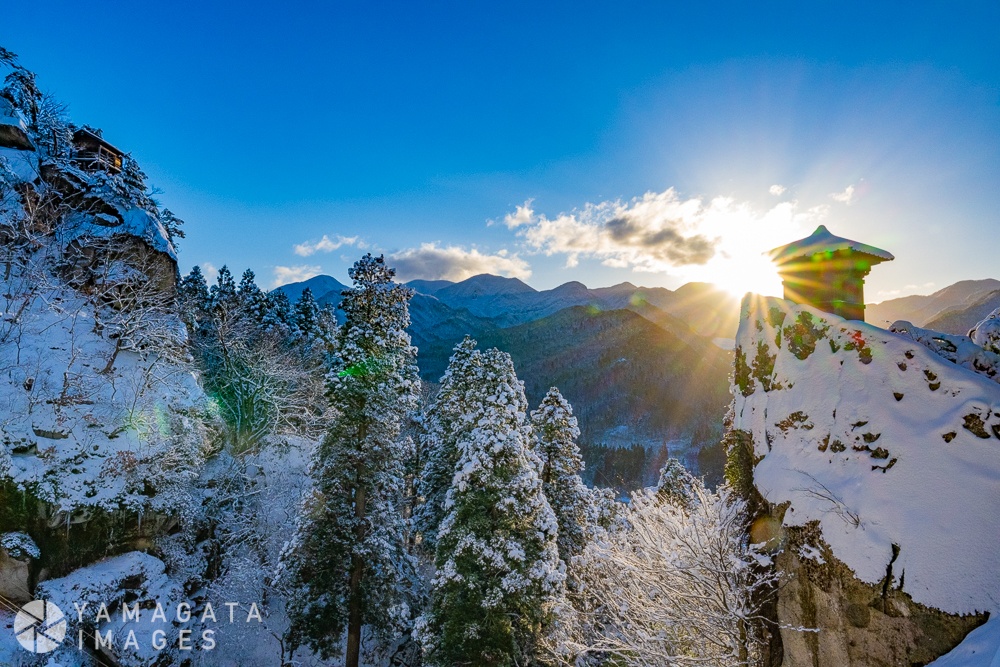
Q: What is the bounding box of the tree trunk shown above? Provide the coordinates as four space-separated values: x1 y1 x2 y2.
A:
100 336 122 374
346 457 368 667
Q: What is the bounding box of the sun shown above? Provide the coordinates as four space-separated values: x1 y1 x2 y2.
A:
705 253 784 298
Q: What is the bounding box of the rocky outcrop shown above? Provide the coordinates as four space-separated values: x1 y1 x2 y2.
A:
758 513 985 666
0 532 39 601
729 297 1000 665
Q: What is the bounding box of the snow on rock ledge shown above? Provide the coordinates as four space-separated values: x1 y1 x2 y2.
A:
732 296 1000 617
972 307 1000 356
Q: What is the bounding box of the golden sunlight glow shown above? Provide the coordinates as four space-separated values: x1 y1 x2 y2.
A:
704 253 783 298
671 196 808 298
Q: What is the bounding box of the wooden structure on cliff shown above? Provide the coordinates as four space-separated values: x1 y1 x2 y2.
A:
768 225 893 322
72 128 123 173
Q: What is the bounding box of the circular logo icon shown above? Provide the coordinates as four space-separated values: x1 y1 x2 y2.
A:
14 600 66 654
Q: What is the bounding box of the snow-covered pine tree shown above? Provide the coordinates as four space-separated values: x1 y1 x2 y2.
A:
419 347 565 667
282 254 420 666
263 289 292 332
531 387 593 572
2 55 40 128
316 303 338 351
209 265 238 318
237 268 269 323
291 287 323 343
414 335 481 550
178 265 210 328
655 457 697 508
158 207 185 247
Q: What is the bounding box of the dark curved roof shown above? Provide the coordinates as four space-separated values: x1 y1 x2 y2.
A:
72 128 123 155
768 225 894 264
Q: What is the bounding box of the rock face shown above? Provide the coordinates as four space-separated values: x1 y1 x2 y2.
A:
758 519 985 666
0 532 39 601
729 296 1000 665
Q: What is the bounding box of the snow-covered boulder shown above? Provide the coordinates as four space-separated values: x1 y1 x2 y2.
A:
729 296 1000 666
35 551 185 667
971 307 1000 355
0 532 39 601
889 319 1000 383
0 99 40 189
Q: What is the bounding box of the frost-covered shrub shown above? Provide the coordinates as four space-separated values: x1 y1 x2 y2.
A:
557 481 773 667
0 531 39 560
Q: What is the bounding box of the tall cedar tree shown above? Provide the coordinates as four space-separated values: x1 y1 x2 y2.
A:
283 254 420 665
531 387 594 574
291 287 323 343
237 268 268 323
263 290 292 331
210 265 238 317
414 335 480 550
419 348 565 666
178 265 210 328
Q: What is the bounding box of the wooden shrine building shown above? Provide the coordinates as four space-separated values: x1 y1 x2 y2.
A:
768 225 893 322
72 128 123 174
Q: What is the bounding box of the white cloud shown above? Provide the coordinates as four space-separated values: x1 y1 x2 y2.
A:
510 189 722 272
272 264 322 288
829 184 856 205
293 234 359 257
501 188 829 295
390 243 531 282
200 262 219 284
769 184 786 196
503 199 536 228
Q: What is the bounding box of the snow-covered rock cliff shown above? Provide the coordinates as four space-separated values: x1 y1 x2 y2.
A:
730 295 1000 665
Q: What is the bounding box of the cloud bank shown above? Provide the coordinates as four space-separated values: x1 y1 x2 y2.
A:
293 234 360 257
501 188 830 295
272 264 322 288
505 191 722 272
389 243 531 282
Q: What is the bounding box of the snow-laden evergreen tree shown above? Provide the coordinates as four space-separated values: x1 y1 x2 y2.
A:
158 207 185 247
414 335 481 550
237 268 269 323
655 456 697 508
418 347 565 667
531 387 594 572
209 264 238 315
316 303 339 351
291 287 324 343
282 254 420 666
263 289 292 332
1 51 40 128
178 265 210 328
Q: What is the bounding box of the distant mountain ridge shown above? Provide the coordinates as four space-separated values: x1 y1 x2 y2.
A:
416 274 740 336
925 288 1000 335
866 279 1000 328
276 272 741 338
275 273 739 481
277 275 348 303
276 272 999 485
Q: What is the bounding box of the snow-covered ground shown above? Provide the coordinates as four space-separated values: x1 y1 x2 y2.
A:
734 296 1000 659
0 267 208 519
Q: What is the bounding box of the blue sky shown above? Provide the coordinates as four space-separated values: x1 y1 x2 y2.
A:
4 2 999 299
